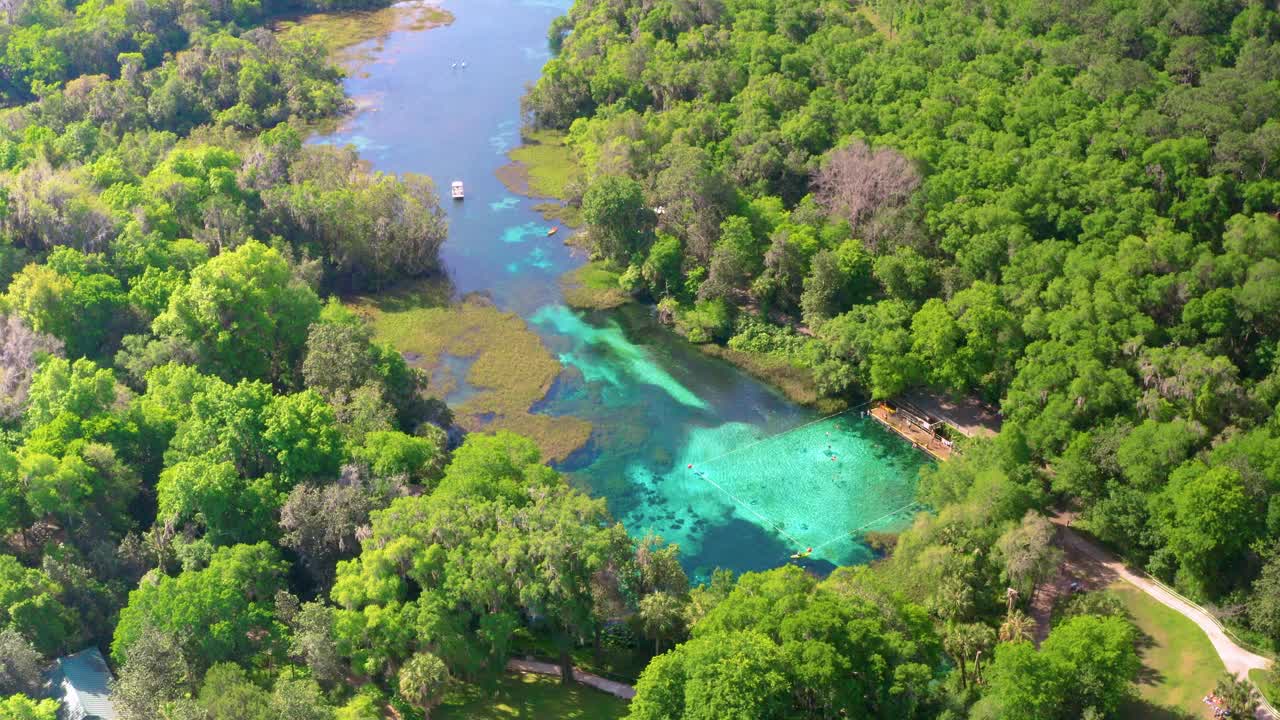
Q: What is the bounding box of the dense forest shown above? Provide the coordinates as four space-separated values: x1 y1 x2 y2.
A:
523 0 1280 715
1 0 1279 718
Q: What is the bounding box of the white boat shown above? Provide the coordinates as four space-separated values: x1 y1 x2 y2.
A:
451 181 464 200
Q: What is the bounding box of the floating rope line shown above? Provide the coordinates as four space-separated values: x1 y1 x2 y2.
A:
687 469 805 547
804 500 923 556
690 399 876 469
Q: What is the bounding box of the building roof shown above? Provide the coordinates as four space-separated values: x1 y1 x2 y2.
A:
49 647 119 720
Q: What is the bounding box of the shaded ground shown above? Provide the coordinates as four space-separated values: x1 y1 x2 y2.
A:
506 658 636 699
349 282 592 462
436 672 628 720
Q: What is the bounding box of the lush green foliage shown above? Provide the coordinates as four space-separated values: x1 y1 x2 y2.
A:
531 0 1280 645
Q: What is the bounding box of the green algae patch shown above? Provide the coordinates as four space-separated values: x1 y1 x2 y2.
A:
272 2 454 76
349 286 592 463
560 262 630 311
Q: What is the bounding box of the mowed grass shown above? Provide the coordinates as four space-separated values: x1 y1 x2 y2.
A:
349 283 592 463
436 673 628 720
1107 581 1223 719
560 262 630 311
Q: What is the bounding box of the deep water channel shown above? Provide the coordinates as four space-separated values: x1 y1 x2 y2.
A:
313 0 930 579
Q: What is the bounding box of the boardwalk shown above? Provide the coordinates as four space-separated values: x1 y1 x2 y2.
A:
868 404 952 460
506 658 636 700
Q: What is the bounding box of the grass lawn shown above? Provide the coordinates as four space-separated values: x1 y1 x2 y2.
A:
436 673 628 720
1250 668 1279 707
560 262 631 311
1107 581 1222 719
348 282 592 463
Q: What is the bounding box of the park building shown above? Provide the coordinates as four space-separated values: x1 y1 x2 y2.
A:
45 647 119 720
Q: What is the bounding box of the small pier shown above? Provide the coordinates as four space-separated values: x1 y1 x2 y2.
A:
866 390 1002 462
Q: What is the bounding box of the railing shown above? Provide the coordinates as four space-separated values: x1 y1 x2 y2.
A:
1142 573 1275 662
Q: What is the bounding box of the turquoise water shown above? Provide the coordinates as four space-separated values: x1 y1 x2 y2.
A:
313 0 931 578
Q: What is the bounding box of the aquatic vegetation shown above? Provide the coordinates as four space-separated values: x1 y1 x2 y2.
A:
697 343 833 412
560 262 630 311
506 130 582 200
272 2 455 75
351 286 592 462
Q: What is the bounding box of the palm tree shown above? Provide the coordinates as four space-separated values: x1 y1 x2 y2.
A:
998 609 1036 644
944 622 996 689
639 591 685 654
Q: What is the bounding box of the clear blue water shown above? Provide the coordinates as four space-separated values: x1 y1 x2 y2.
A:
313 0 931 579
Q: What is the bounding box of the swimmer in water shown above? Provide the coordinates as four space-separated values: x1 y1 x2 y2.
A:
790 547 814 560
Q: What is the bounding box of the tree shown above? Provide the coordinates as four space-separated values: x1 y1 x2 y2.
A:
943 622 995 689
0 628 43 696
1214 673 1259 719
112 543 287 672
582 176 654 265
269 670 335 720
638 591 685 654
0 695 59 720
1160 464 1263 592
995 512 1063 602
289 602 345 687
813 140 920 228
0 555 74 655
22 357 115 429
262 145 447 290
280 481 374 587
398 651 448 717
998 610 1036 645
1248 554 1280 643
151 240 321 386
628 632 790 720
112 626 192 720
0 314 62 424
628 565 940 719
977 615 1138 719
332 432 629 683
195 663 272 720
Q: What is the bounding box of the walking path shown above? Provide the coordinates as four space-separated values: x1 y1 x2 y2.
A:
506 658 636 700
1053 517 1271 679
1051 514 1276 719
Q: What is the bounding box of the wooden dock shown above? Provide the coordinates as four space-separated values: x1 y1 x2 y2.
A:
868 403 954 461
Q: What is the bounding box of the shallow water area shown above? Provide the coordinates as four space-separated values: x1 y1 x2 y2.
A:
310 0 932 577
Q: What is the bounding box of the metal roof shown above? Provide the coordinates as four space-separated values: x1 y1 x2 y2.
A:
49 647 119 720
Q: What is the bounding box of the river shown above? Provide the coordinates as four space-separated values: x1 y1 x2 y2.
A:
312 0 930 579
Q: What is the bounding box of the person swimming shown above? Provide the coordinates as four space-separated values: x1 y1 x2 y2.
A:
790 547 814 559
